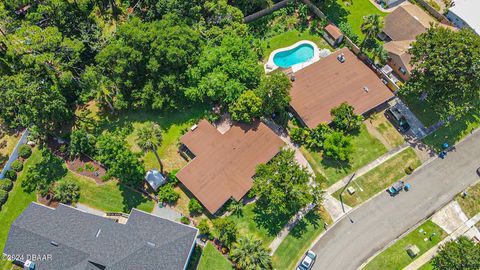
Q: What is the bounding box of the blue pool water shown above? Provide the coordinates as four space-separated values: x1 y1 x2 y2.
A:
273 43 314 68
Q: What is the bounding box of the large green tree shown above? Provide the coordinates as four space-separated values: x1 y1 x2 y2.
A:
432 236 480 270
54 178 80 204
230 90 263 123
213 218 238 248
323 131 353 161
404 27 480 119
23 149 67 196
330 102 363 133
254 71 291 116
360 14 383 52
253 150 320 231
95 131 145 186
230 235 272 270
136 122 163 172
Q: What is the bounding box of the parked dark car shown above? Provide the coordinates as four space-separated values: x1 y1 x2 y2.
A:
385 108 410 133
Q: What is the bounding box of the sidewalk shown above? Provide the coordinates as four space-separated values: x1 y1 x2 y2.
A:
403 212 480 270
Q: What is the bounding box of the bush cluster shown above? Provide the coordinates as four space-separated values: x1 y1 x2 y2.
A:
0 179 13 192
10 160 23 172
18 144 32 159
0 189 8 207
4 170 17 181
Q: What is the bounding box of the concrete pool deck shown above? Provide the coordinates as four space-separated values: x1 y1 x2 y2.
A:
264 40 324 73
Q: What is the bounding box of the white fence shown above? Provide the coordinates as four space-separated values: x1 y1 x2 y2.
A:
0 129 29 179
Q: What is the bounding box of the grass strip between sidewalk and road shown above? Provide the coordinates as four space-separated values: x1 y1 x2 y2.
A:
363 220 447 270
333 147 421 207
272 207 332 270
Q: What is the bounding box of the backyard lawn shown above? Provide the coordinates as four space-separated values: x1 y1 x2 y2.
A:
197 242 233 270
73 171 154 213
261 30 332 61
301 124 387 186
333 147 421 207
226 203 279 246
321 0 387 40
418 261 434 270
0 149 40 256
363 220 447 270
272 208 331 270
455 181 480 219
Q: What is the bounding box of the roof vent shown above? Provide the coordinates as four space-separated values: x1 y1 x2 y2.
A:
147 242 156 247
337 53 346 63
363 86 369 93
50 241 59 247
190 124 198 131
95 229 102 238
290 75 296 82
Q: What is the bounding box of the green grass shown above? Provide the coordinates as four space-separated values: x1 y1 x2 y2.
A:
369 113 405 149
301 124 387 186
0 149 41 260
333 147 421 207
262 29 332 60
72 171 154 213
272 210 326 270
96 105 206 173
418 261 434 270
321 0 387 40
363 220 447 270
226 203 279 246
197 242 233 270
455 181 480 219
423 113 480 151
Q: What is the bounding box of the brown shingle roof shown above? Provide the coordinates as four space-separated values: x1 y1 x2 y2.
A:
383 3 436 41
176 120 284 213
384 40 414 72
324 24 343 40
290 48 394 129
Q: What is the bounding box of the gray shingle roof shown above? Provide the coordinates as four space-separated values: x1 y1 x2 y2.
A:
3 203 197 270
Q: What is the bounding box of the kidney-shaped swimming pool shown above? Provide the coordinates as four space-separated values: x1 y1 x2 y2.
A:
273 43 315 68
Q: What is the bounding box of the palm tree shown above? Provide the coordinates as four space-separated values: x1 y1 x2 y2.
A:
230 235 272 270
360 14 384 52
136 122 164 172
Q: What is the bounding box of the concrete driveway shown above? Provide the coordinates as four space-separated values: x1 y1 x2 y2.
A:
310 130 480 270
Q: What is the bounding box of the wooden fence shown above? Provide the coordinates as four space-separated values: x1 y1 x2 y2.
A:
244 0 291 23
412 0 452 25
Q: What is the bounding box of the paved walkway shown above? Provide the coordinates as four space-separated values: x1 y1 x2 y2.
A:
431 200 468 234
76 203 105 217
151 203 182 222
323 193 351 221
403 212 480 270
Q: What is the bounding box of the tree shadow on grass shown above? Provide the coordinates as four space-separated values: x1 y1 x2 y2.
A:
320 0 349 25
252 204 290 237
118 183 151 213
320 156 352 175
289 211 322 239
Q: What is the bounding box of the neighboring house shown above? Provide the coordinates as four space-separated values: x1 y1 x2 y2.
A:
381 3 454 80
379 0 406 8
383 40 414 81
289 47 394 129
323 24 344 47
446 0 480 35
145 169 166 191
382 3 437 41
3 203 198 270
176 120 284 214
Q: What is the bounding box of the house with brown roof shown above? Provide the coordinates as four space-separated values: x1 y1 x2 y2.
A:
382 3 437 41
383 40 414 81
289 48 394 129
381 3 455 80
323 24 344 47
176 120 284 214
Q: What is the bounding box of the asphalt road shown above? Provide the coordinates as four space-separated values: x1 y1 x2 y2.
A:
311 130 480 270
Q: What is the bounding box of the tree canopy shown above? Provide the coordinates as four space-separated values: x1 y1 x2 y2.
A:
404 27 480 119
432 236 480 270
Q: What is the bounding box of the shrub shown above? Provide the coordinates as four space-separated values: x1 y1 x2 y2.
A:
85 163 95 172
290 127 309 144
4 170 17 181
158 183 180 204
405 166 415 175
306 123 332 149
323 131 353 161
180 216 190 225
0 189 8 205
10 160 23 172
0 179 13 192
330 102 363 133
54 179 80 204
18 144 32 159
339 21 360 44
197 219 210 236
188 198 203 216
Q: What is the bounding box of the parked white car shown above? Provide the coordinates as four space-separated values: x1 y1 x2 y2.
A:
296 250 317 270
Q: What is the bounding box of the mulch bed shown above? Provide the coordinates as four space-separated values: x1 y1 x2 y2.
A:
47 137 107 185
37 193 59 208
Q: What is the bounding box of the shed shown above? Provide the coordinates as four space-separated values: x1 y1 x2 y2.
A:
323 24 344 47
145 169 166 191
